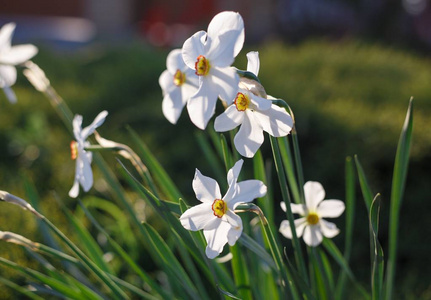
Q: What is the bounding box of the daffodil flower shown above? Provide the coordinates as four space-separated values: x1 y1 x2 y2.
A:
159 49 199 124
214 51 293 158
69 111 108 198
180 159 267 259
181 11 244 129
279 181 345 247
0 23 38 103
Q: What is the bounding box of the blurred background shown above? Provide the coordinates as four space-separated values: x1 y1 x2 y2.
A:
1 0 431 299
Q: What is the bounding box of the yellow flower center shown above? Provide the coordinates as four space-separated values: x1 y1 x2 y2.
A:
212 199 227 218
173 69 186 86
195 55 210 76
234 92 250 111
70 141 78 160
307 213 320 225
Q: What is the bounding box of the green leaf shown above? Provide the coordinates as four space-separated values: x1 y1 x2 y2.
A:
370 195 384 300
0 276 45 300
354 155 374 211
386 98 413 300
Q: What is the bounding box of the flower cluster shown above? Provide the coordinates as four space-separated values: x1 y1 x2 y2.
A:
159 11 293 158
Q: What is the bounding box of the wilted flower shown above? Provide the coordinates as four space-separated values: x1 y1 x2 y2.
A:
0 23 38 103
181 11 244 129
279 181 345 247
69 111 108 198
214 51 293 157
180 159 267 258
159 49 199 124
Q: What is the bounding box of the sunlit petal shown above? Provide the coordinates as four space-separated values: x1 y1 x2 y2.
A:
234 111 264 158
81 110 108 140
186 78 218 129
253 105 293 137
204 220 231 259
182 31 207 69
214 105 244 132
304 181 326 211
320 219 340 238
246 51 260 75
303 225 323 247
193 169 221 202
317 200 345 218
180 202 214 231
0 45 38 65
207 11 244 57
279 218 307 239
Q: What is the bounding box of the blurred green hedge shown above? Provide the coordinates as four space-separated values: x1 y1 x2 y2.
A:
0 39 430 298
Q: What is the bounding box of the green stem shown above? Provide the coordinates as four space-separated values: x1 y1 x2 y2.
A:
270 136 309 284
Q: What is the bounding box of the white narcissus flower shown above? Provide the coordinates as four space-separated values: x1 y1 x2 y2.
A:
214 51 293 158
181 11 244 129
69 111 108 198
279 181 345 247
159 49 199 124
0 23 38 103
180 159 267 259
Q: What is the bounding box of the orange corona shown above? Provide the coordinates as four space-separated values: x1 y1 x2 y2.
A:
195 55 210 76
70 141 78 160
234 92 250 111
173 69 186 86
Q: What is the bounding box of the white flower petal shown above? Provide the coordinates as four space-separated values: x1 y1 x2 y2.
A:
180 202 214 231
184 68 199 88
234 111 264 158
0 23 15 51
227 221 243 246
72 114 83 140
279 217 307 239
317 200 345 218
77 152 93 192
320 219 340 238
224 210 242 229
228 180 267 208
162 88 184 124
166 49 185 74
193 169 221 202
186 78 218 129
2 86 17 103
0 45 38 65
303 225 323 247
0 65 17 87
253 104 293 137
210 66 238 103
204 220 231 259
246 51 260 75
207 30 240 67
68 179 80 198
207 11 244 57
182 31 207 70
249 94 272 111
81 110 108 140
158 70 176 96
280 202 306 216
214 105 244 132
304 181 326 211
226 159 243 187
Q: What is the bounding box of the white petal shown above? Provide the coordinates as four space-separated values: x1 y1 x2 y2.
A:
303 225 323 247
228 180 267 208
246 51 260 75
280 202 306 216
72 114 83 140
162 88 185 124
181 81 198 100
68 179 80 198
279 217 307 239
0 45 38 65
192 169 221 202
180 202 214 231
226 159 243 186
224 210 242 229
166 49 186 74
227 221 243 246
214 105 244 132
249 94 272 111
2 86 17 103
81 110 108 140
0 65 17 87
182 31 207 70
320 219 340 238
0 23 15 51
159 70 176 96
207 30 240 67
207 11 244 57
184 68 199 88
186 78 218 129
234 111 264 158
204 220 231 259
210 66 239 103
317 200 345 218
77 152 93 192
253 104 293 137
304 181 325 211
